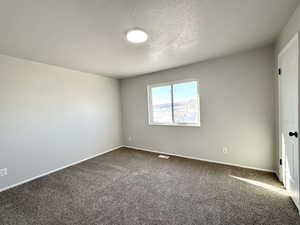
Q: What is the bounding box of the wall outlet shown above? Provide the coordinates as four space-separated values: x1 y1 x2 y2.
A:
0 168 7 176
222 147 228 154
128 136 133 142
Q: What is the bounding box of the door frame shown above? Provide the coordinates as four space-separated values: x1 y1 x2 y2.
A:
277 32 300 189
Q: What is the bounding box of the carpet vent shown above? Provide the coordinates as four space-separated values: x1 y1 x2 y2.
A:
158 155 170 159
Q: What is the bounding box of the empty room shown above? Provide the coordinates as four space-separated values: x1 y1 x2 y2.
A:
1 1 300 224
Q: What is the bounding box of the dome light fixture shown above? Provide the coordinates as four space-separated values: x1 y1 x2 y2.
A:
126 29 148 44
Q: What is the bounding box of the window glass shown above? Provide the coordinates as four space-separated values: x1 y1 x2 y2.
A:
151 85 172 123
173 81 199 124
148 81 200 126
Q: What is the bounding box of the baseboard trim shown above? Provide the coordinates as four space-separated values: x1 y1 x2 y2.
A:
0 145 123 193
124 145 276 173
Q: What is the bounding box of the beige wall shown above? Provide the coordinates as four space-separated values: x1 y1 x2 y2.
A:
121 46 276 171
0 54 123 190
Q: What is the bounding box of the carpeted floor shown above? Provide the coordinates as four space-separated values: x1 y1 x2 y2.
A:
0 147 299 225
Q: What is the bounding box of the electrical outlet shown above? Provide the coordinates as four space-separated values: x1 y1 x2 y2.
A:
128 136 134 142
0 168 7 176
222 147 228 154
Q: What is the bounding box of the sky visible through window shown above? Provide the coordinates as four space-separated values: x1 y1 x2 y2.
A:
151 81 199 125
173 81 198 102
152 81 198 104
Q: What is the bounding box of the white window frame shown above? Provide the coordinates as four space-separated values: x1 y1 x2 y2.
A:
147 79 200 127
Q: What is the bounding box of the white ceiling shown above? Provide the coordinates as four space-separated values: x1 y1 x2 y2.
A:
0 0 299 78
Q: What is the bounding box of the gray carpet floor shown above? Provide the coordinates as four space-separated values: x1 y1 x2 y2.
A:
0 147 299 225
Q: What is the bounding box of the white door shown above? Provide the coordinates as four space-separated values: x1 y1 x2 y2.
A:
279 33 299 210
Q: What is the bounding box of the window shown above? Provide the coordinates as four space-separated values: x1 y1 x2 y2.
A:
148 80 200 127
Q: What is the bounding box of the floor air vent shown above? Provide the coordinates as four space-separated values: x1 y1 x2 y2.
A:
158 154 170 159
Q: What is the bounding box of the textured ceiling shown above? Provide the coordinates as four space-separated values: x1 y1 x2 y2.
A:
0 0 299 78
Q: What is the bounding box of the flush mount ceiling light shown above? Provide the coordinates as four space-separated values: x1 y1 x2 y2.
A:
126 29 148 44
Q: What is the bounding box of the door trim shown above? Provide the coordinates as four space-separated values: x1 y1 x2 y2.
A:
277 32 300 211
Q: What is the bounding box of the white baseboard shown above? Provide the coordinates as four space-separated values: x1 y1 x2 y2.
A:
1 145 275 193
0 145 123 193
125 145 276 173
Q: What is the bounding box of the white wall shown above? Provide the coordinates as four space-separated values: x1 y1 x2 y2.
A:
121 46 276 171
275 3 300 177
0 54 122 190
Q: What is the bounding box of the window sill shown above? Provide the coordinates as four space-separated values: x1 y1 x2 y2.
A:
149 123 201 127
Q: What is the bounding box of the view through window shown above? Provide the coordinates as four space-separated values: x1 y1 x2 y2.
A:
148 80 200 126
